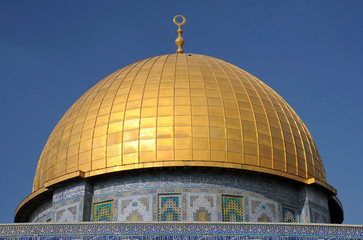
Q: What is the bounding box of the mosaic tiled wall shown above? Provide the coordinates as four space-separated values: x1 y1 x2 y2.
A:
311 201 330 223
28 199 52 223
118 195 153 221
313 210 329 223
297 185 330 223
55 203 79 222
222 196 243 222
2 222 362 239
51 181 92 222
187 193 217 222
158 194 181 221
248 197 278 222
93 201 113 221
282 205 298 223
27 170 331 224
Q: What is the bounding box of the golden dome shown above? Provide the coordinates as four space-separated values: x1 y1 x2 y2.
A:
32 53 334 195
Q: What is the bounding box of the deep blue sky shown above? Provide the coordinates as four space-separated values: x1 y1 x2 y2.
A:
0 0 362 224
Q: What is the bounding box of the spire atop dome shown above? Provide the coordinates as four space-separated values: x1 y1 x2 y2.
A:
173 15 186 53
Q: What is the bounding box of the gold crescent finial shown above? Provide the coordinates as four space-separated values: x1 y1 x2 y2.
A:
173 15 186 53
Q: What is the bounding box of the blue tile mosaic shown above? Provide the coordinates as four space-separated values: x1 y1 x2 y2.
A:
187 193 217 222
53 182 87 204
29 199 52 223
54 203 79 222
28 171 332 224
158 195 181 221
222 196 243 222
0 222 362 239
282 206 298 223
93 201 114 221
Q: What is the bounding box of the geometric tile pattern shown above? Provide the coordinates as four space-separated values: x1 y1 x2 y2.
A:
182 194 187 221
93 200 113 221
158 195 181 221
299 202 310 223
118 195 152 222
1 222 363 239
55 205 78 222
30 172 331 224
187 193 217 222
282 206 298 223
222 196 243 222
29 168 333 224
32 185 331 224
53 183 86 204
248 197 278 222
194 207 211 221
29 200 52 223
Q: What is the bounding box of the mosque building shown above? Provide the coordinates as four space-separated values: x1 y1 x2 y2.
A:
2 16 362 239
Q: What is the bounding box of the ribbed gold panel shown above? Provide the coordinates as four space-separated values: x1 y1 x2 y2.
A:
32 54 326 192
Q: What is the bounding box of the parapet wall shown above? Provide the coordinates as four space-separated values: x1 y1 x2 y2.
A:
0 222 362 239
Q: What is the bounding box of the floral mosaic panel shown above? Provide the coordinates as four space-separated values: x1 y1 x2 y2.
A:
55 203 79 222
